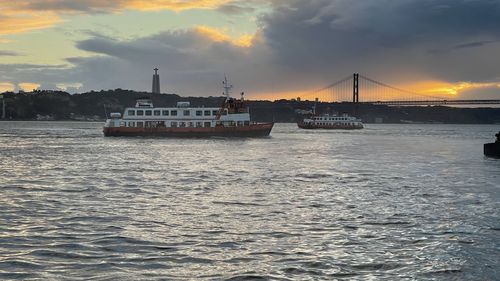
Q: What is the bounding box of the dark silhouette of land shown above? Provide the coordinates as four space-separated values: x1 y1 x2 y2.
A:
1 89 500 124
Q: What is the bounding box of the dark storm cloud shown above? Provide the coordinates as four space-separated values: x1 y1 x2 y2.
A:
258 0 500 81
429 40 498 54
4 0 500 98
452 40 497 50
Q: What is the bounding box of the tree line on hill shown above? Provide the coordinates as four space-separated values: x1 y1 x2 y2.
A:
1 89 500 124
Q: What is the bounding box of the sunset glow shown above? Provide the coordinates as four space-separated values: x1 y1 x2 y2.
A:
18 82 41 92
0 82 15 92
406 81 500 97
195 26 255 47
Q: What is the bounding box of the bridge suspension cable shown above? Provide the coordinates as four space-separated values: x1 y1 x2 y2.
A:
301 74 353 102
358 74 448 102
297 73 500 105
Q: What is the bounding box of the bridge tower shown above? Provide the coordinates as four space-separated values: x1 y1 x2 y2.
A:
353 73 359 103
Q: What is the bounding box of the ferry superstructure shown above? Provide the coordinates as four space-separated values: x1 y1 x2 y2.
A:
103 77 274 137
298 114 363 130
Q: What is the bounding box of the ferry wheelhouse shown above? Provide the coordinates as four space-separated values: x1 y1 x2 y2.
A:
103 78 273 137
298 114 363 130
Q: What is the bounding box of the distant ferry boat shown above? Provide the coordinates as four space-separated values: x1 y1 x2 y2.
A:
298 113 363 130
103 78 273 137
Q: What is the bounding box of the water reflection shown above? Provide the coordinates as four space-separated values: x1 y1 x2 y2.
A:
0 122 499 280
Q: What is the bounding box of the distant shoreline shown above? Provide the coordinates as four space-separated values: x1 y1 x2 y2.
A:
1 89 500 124
2 118 500 125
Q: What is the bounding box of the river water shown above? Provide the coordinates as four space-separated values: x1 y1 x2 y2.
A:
0 122 499 280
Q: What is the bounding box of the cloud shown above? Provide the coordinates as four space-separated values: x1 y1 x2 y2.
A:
56 82 83 92
194 26 255 47
0 12 62 35
2 0 500 100
0 0 236 35
429 40 498 54
0 63 70 92
256 0 500 85
0 50 22 56
452 41 497 50
18 82 41 91
65 28 266 94
216 1 256 15
0 82 16 92
0 0 234 13
409 80 500 97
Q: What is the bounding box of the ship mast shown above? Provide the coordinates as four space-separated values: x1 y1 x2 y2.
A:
216 76 234 120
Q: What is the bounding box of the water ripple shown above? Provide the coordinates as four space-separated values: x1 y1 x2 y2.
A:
0 122 499 280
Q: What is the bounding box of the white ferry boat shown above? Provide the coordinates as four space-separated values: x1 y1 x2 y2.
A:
103 78 274 137
298 113 363 130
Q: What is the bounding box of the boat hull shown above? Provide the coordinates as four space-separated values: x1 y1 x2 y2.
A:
484 142 500 158
103 123 274 137
297 122 363 130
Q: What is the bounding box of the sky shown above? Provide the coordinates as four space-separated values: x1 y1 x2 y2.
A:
1 0 500 100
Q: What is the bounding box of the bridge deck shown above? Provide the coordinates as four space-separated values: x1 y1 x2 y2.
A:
361 100 500 105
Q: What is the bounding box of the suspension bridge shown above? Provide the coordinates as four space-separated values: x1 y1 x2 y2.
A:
300 73 500 106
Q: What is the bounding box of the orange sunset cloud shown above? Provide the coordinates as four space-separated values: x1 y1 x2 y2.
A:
195 26 255 47
0 0 233 35
406 80 500 97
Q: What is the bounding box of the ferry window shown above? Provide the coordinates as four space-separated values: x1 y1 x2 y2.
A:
204 110 211 116
196 110 202 116
244 121 250 126
237 121 243 126
212 110 218 116
145 110 152 116
188 122 194 127
171 110 177 116
196 122 202 127
180 122 186 127
154 110 161 116
120 121 126 127
171 122 177 127
183 110 190 116
137 121 144 127
128 110 135 116
222 109 228 115
137 110 144 116
162 110 169 116
204 122 211 127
